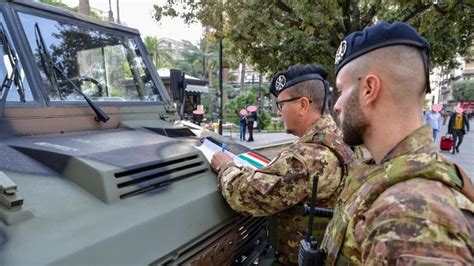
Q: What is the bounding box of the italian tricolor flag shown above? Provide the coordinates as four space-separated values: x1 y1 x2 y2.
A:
237 152 270 169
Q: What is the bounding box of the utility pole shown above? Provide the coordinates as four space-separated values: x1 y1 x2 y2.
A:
116 0 121 24
218 6 223 135
107 0 114 23
218 36 223 135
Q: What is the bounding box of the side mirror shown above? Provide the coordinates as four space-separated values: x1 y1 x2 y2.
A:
169 69 186 101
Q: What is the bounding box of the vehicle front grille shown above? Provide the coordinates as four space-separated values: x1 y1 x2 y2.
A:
152 216 269 266
145 127 195 138
115 154 208 199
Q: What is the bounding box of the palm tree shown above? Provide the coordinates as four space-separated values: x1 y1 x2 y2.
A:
143 36 173 68
240 60 245 91
200 38 215 80
143 36 158 64
78 0 90 16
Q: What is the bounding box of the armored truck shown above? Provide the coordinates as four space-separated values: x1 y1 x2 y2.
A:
0 0 267 264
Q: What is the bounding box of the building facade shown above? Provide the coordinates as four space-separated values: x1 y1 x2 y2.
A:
428 45 474 110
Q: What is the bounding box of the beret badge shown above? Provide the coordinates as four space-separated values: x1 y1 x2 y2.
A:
269 64 328 97
335 40 347 65
275 75 287 91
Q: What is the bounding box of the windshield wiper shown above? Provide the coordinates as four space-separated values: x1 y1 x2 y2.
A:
0 22 26 118
34 23 109 123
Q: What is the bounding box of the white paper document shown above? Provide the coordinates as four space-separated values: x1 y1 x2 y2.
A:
195 139 269 170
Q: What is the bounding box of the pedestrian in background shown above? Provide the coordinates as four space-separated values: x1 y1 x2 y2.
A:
448 107 470 154
246 111 255 142
239 110 247 141
323 22 474 265
442 109 449 125
423 105 441 141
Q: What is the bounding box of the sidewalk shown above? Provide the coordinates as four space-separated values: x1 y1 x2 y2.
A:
437 121 473 179
222 130 297 150
222 121 473 179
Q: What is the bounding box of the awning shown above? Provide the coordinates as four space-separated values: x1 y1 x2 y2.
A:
185 84 209 93
158 68 209 94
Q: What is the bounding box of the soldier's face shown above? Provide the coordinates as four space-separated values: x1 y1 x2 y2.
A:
334 68 368 146
276 90 299 135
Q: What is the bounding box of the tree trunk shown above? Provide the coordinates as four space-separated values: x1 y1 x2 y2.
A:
223 67 229 103
78 0 91 16
203 29 210 79
223 67 229 85
208 68 214 119
240 61 245 91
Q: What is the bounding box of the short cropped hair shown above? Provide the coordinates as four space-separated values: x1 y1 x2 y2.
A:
286 79 326 113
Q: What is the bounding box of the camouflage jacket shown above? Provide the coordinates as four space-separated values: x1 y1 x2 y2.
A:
217 115 351 215
321 125 474 265
217 115 356 264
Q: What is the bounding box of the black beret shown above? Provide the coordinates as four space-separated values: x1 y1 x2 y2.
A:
334 22 431 92
269 64 328 97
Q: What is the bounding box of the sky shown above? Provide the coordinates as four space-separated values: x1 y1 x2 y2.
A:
61 0 203 45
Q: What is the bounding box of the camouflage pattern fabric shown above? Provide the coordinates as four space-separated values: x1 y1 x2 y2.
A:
321 125 474 265
217 115 355 264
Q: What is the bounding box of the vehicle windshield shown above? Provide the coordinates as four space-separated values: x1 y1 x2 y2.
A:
0 14 33 102
18 12 162 102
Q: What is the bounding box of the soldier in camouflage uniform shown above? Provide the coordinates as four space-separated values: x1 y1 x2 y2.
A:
210 64 357 264
322 22 474 265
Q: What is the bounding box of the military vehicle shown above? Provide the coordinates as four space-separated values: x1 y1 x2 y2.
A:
0 0 268 264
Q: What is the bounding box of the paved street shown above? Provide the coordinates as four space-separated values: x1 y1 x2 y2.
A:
436 121 473 179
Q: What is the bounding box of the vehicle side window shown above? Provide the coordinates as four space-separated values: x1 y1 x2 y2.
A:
0 14 34 102
18 12 162 102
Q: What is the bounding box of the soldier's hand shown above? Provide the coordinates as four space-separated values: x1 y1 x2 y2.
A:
211 152 233 173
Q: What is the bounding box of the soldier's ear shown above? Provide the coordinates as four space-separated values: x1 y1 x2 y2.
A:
361 74 380 107
299 96 311 113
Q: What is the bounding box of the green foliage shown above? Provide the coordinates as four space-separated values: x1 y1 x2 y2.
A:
223 85 272 130
178 35 250 122
265 117 284 132
225 84 240 99
153 1 473 78
224 90 256 124
166 37 227 80
257 109 273 131
200 85 218 121
143 36 173 69
453 80 474 102
379 1 473 70
175 46 208 78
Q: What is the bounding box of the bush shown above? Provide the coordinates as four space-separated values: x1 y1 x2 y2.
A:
257 110 272 130
223 85 272 130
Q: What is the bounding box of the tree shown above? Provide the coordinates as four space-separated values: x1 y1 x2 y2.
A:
224 85 272 130
143 36 173 68
172 35 244 121
153 1 473 77
453 80 474 102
